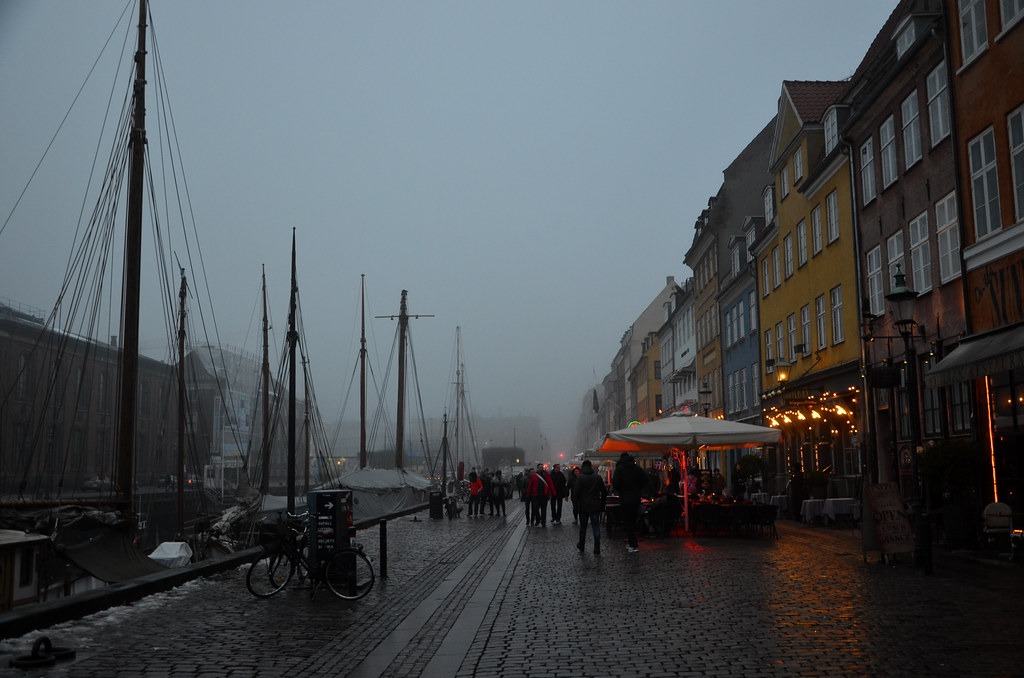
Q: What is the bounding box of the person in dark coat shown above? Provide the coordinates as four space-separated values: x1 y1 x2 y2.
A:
567 466 581 524
575 460 607 555
492 470 508 516
612 452 648 553
549 464 568 524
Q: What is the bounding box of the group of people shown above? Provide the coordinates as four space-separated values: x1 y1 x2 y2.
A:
519 463 569 527
465 468 511 517
460 453 657 556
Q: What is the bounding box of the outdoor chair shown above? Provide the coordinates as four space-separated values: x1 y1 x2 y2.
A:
982 501 1013 552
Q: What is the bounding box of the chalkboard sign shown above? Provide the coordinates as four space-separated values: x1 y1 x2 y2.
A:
861 482 914 556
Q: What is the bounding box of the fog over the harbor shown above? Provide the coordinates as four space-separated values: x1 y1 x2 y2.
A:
0 1 895 456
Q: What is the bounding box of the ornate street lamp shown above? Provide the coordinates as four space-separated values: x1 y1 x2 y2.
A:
698 381 712 417
885 264 931 573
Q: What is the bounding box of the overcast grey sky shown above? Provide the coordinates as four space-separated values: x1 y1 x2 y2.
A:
0 1 896 457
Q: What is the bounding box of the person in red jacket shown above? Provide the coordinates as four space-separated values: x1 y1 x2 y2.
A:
467 471 483 517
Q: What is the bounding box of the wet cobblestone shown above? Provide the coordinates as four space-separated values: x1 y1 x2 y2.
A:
0 507 1020 677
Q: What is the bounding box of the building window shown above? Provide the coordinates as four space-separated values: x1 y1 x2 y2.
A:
787 313 797 361
751 363 760 401
772 247 781 288
1004 0 1024 27
731 244 742 278
1010 105 1024 221
784 234 794 278
922 370 941 436
887 233 905 294
765 330 774 370
763 185 775 223
824 108 839 155
969 128 1001 239
926 61 951 145
815 294 827 349
896 20 917 58
902 92 922 169
830 285 845 344
880 116 898 188
797 220 808 266
800 304 811 355
811 206 823 254
794 148 804 181
781 166 790 198
909 211 932 293
775 322 785 364
950 380 971 433
749 291 757 333
936 191 962 282
16 354 29 401
826 191 840 243
860 138 877 204
761 258 770 297
867 246 884 316
738 299 746 337
959 0 988 64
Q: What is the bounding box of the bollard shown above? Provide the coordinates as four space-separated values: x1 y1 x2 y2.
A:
379 519 388 580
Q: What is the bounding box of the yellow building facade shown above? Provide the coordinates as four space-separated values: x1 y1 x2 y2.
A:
754 81 864 490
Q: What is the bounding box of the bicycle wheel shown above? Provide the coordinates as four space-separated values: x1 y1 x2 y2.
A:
324 547 375 600
246 550 294 597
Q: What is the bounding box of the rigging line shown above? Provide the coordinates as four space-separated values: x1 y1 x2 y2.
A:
0 0 134 240
404 331 433 470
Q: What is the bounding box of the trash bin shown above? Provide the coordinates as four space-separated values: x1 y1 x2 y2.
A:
429 491 444 520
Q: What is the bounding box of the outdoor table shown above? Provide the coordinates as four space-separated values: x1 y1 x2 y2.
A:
770 494 788 516
800 498 826 523
823 497 859 523
750 492 768 504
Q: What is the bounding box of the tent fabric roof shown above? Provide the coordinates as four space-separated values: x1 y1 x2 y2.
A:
923 323 1024 388
338 468 433 491
597 412 780 453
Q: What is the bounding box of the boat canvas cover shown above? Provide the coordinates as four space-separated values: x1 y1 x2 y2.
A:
148 541 193 568
338 468 431 520
60 529 167 583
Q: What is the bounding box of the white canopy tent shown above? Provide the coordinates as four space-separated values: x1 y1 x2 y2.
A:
593 412 781 532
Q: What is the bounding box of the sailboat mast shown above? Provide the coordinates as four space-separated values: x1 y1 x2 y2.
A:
394 290 408 469
260 265 270 495
287 230 298 513
176 269 187 538
441 413 449 497
115 0 148 514
359 274 367 469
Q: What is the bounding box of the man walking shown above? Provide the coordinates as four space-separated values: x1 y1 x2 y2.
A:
612 452 648 553
527 464 549 527
549 464 567 524
574 460 607 555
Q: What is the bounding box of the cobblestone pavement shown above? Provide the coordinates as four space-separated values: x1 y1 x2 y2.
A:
0 505 1021 677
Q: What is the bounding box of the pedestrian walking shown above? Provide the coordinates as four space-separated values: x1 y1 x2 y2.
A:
612 452 648 553
549 464 567 524
574 460 607 555
527 464 549 527
467 471 483 517
492 470 508 516
481 469 494 516
567 466 581 524
521 470 533 525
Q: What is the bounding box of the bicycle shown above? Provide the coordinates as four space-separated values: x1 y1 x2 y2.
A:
245 511 374 601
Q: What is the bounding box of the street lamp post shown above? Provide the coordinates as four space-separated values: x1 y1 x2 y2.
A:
698 381 712 417
885 265 932 574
